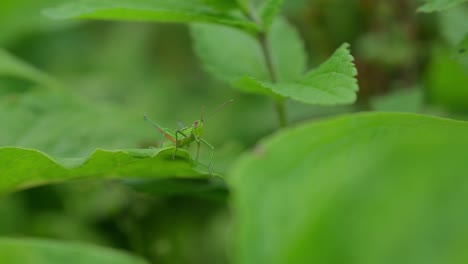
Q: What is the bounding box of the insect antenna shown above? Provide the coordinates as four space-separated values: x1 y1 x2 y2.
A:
204 99 234 121
200 105 206 121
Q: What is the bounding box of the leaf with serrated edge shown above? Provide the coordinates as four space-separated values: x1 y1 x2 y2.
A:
0 147 207 194
258 43 358 104
0 238 148 264
231 112 468 264
43 0 258 31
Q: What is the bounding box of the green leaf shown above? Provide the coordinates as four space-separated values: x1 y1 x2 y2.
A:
192 18 358 105
260 0 284 29
271 43 358 104
0 91 150 156
191 17 306 96
0 238 148 264
417 0 468 12
231 112 468 264
43 0 258 31
0 146 205 194
0 48 61 89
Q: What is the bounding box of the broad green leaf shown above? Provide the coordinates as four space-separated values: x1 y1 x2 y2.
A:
0 238 148 264
417 0 468 12
191 17 306 96
0 146 205 194
44 0 258 31
0 48 61 89
259 0 284 29
231 112 468 264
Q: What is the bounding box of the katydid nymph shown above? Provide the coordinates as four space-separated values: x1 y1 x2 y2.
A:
144 99 234 175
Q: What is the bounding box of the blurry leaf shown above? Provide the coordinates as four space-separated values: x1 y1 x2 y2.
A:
0 146 205 194
370 88 424 112
0 0 70 45
0 238 148 264
355 29 415 67
200 0 239 11
438 6 468 45
426 47 468 112
235 0 250 11
259 0 284 29
231 112 468 264
0 48 61 89
44 0 258 31
0 91 154 156
454 35 468 68
417 0 468 12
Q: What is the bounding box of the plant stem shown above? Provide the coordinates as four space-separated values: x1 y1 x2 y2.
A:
244 4 287 128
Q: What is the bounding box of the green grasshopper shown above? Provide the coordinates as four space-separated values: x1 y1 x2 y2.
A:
144 99 234 174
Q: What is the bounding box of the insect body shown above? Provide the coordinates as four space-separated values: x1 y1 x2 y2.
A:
144 100 233 175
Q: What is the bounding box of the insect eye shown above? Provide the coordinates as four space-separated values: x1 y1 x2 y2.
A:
194 121 199 127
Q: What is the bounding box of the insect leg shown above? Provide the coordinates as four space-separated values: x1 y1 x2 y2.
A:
196 140 201 162
200 138 215 175
172 130 188 160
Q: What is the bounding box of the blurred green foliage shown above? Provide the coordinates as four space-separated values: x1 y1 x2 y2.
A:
1 0 468 263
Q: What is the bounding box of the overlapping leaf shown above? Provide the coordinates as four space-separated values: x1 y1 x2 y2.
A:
231 112 468 264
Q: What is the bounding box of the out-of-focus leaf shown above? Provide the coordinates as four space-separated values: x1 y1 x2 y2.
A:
259 0 284 29
370 88 424 112
0 146 205 194
417 0 468 12
355 30 415 67
231 112 468 264
438 6 468 45
200 0 239 11
0 49 61 89
454 35 468 68
0 238 148 264
426 47 468 112
0 0 69 45
0 90 161 157
43 0 258 31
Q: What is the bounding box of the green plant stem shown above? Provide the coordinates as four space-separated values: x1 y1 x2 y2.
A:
244 4 287 128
